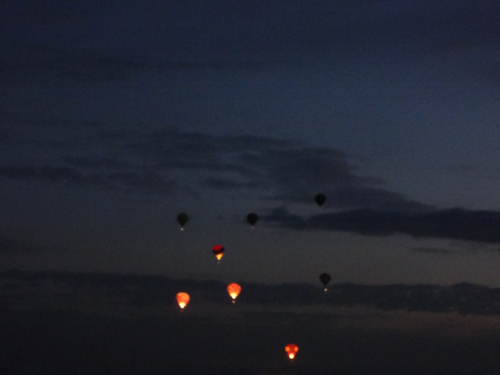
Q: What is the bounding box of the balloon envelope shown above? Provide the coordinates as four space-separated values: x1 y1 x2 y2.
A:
319 273 331 291
212 244 225 261
314 194 326 207
285 344 299 360
227 283 241 301
246 213 258 227
177 213 189 230
176 292 190 309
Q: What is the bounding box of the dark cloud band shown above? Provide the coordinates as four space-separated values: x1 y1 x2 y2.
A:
267 207 500 244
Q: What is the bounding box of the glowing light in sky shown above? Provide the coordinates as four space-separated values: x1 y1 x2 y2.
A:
285 343 299 360
176 292 190 309
227 283 241 303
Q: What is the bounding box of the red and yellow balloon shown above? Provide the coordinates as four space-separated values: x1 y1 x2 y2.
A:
285 344 299 360
212 244 224 262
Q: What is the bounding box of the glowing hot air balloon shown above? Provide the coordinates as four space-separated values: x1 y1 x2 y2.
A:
212 245 225 262
319 273 331 291
176 292 190 309
285 344 299 360
314 194 326 208
246 213 258 228
227 283 241 303
177 213 189 231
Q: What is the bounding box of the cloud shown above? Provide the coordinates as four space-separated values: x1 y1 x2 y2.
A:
0 237 45 254
4 116 500 247
410 247 459 255
3 1 500 84
3 270 500 316
2 119 427 210
0 44 275 85
0 164 178 194
122 129 431 211
3 270 500 374
5 115 500 250
266 207 500 244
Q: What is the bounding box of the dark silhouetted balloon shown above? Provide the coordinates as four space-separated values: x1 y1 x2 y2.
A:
285 344 299 360
319 273 331 291
246 213 259 227
177 213 189 230
314 194 326 207
212 244 225 262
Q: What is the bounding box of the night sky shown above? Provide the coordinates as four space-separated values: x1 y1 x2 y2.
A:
2 1 500 374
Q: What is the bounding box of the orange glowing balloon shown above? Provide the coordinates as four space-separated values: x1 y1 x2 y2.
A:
176 292 190 309
285 344 299 360
212 244 225 261
227 283 241 302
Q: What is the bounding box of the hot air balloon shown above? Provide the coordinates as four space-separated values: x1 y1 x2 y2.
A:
314 194 326 207
177 213 189 231
285 344 299 360
176 292 190 309
246 213 258 228
319 273 331 291
227 283 241 303
212 244 225 262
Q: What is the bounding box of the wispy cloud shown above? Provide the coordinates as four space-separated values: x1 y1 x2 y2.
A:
0 117 430 212
3 1 500 85
0 237 46 254
3 270 500 374
410 246 459 255
0 44 275 85
266 207 500 244
5 114 500 244
3 270 500 316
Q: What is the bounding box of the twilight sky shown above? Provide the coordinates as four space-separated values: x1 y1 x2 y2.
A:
3 1 500 287
4 2 500 374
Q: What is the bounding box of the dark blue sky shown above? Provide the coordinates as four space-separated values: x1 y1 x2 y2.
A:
2 1 500 286
4 2 500 374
